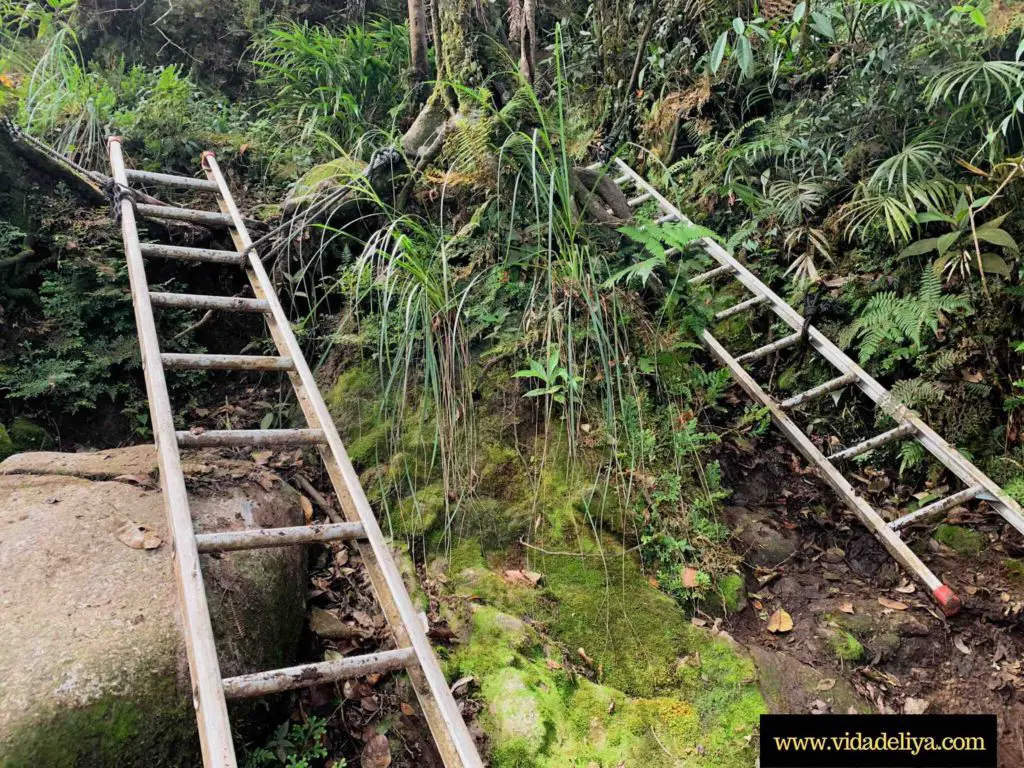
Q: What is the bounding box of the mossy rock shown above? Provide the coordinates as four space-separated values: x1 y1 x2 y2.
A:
934 524 985 556
0 448 306 767
446 555 764 767
827 629 864 662
705 572 747 616
389 482 446 537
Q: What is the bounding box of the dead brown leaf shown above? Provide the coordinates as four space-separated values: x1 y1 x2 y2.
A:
300 495 314 524
116 522 162 550
878 597 908 611
361 734 391 768
839 601 855 614
767 608 794 633
682 567 699 589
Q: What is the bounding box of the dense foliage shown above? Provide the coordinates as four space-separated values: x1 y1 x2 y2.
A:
2 0 1024 608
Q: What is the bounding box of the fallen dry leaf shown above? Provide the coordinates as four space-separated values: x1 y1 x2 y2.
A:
839 601 855 614
816 678 837 691
300 495 314 524
766 608 794 634
450 675 475 696
116 522 162 550
361 734 391 768
578 647 595 666
503 569 543 587
953 636 972 655
400 702 415 716
878 597 908 611
682 567 699 588
904 697 930 715
894 582 917 594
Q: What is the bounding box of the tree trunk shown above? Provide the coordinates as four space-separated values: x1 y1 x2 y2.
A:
408 0 430 85
518 0 537 83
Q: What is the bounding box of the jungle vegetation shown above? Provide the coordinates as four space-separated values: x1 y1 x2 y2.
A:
1 0 1023 691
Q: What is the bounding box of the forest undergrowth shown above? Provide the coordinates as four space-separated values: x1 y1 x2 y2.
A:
2 0 1024 763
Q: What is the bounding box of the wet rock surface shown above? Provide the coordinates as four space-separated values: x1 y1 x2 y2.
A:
0 447 306 767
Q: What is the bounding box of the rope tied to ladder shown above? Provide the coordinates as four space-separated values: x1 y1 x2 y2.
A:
101 177 139 224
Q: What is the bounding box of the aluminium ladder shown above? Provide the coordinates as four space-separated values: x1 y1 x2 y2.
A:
606 157 1024 617
106 138 483 768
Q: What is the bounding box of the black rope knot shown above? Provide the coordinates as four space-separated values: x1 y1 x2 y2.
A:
101 178 138 224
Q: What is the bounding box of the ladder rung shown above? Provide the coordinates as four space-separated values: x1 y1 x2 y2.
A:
136 203 235 228
195 522 365 552
735 332 802 365
689 264 733 285
715 294 768 320
149 291 269 313
889 486 983 532
614 173 630 186
628 192 652 207
176 429 327 448
222 648 415 700
140 243 245 266
126 169 220 192
162 353 295 371
656 213 678 224
830 423 916 462
780 372 860 409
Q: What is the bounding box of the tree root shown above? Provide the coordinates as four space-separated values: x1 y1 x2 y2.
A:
568 167 633 226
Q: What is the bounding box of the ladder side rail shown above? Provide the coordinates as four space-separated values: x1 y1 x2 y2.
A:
614 158 1024 537
701 329 960 615
201 154 483 768
107 138 236 768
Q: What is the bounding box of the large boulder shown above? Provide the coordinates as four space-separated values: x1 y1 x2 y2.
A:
0 446 307 767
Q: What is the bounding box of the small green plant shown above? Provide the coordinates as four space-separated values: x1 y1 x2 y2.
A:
840 267 972 366
514 347 583 405
244 716 332 768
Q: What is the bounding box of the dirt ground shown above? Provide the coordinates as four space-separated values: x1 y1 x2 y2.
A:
717 436 1024 767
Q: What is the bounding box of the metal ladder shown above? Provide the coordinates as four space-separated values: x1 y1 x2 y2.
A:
106 138 483 768
608 157 1024 617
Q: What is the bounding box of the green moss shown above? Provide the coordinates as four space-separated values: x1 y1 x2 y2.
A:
325 363 387 459
934 524 985 556
534 536 697 696
1005 558 1024 580
828 630 864 662
9 417 52 451
0 674 196 767
346 420 392 467
715 572 747 615
0 423 14 461
389 482 445 537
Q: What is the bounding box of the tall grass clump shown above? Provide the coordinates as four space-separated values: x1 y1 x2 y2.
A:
251 18 410 151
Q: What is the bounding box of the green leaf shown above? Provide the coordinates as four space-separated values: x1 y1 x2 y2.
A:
969 7 987 27
732 17 745 35
937 231 961 255
915 211 956 225
793 1 807 23
899 238 941 258
737 36 753 77
710 31 728 74
980 252 1011 276
975 227 1019 252
810 11 834 38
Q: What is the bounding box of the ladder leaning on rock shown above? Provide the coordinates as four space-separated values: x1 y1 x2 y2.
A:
604 157 1024 618
106 137 483 768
